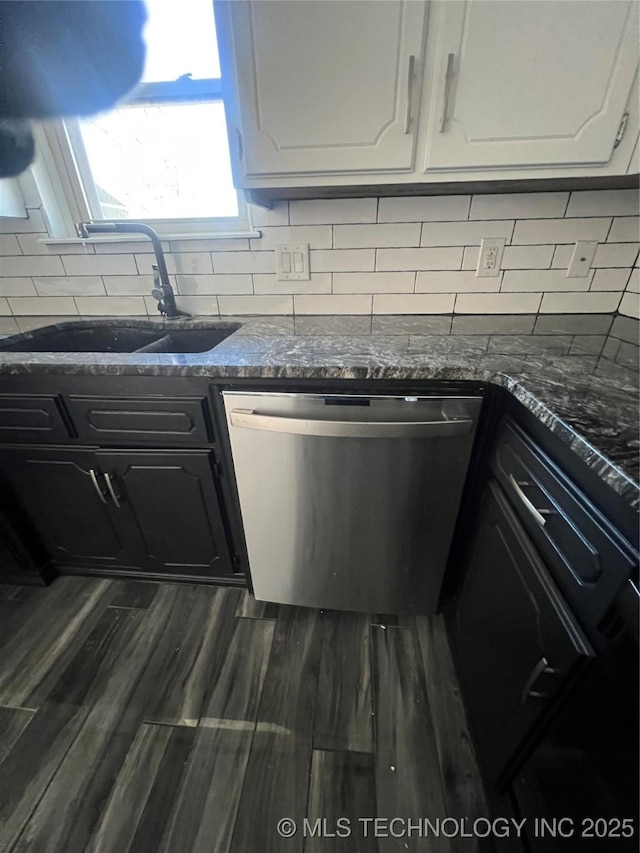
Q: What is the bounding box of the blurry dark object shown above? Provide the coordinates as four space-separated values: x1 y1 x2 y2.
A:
0 0 146 177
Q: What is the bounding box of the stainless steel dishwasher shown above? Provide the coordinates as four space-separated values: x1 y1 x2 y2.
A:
223 391 482 614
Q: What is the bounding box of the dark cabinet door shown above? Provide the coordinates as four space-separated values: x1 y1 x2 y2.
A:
97 449 235 577
452 479 594 789
0 447 142 569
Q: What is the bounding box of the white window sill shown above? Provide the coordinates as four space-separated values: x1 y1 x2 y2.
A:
40 231 262 246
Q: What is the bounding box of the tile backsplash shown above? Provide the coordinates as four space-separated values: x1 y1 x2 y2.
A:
0 189 638 330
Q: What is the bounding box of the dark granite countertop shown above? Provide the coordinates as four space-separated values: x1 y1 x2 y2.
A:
0 313 638 509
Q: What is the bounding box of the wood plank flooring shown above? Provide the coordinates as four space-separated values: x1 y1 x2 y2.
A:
0 577 497 853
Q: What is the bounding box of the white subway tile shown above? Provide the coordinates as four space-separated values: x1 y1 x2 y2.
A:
34 276 105 296
551 245 573 268
176 274 253 295
592 243 639 268
169 238 249 253
566 189 639 217
211 251 274 274
18 234 95 254
501 245 554 269
290 198 377 225
502 270 593 292
293 295 372 315
74 297 147 316
249 201 289 227
513 218 611 244
310 249 375 272
607 216 640 242
146 295 219 316
0 278 36 296
469 192 568 220
333 272 415 294
619 291 640 319
540 292 622 314
1 255 65 276
94 240 168 254
373 294 455 314
0 317 19 334
334 223 421 249
0 297 10 315
590 269 632 291
0 235 21 255
416 271 499 293
376 247 463 271
9 296 78 315
250 225 332 251
377 196 469 223
0 208 46 234
462 247 479 270
135 252 212 275
103 275 155 296
627 268 640 294
253 273 331 295
420 220 514 247
455 293 542 314
63 254 137 276
219 295 292 315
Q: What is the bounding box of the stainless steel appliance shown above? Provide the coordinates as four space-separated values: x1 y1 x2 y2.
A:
223 391 482 614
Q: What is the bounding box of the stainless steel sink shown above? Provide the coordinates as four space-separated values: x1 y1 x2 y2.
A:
0 322 240 354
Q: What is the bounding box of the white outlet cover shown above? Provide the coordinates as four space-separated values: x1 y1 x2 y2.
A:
566 241 597 278
476 237 505 278
276 243 310 281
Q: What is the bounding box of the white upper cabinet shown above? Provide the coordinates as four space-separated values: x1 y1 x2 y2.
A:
423 0 639 172
216 0 427 178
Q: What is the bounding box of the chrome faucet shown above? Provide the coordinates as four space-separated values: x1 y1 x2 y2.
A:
75 221 191 319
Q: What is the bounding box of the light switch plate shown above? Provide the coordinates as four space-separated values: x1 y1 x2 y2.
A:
566 241 597 277
476 237 505 278
276 243 310 281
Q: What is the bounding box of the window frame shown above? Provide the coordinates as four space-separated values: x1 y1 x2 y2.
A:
31 69 253 239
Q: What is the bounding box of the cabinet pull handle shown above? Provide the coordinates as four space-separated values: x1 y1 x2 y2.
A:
89 469 108 505
403 54 416 134
439 52 455 133
521 656 558 704
508 474 547 527
103 472 121 509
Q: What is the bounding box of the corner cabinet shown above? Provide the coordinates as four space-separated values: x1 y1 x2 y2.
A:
216 0 427 178
216 0 639 193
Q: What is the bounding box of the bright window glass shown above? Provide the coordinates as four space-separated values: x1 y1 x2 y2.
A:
69 0 240 223
141 0 221 82
78 102 237 219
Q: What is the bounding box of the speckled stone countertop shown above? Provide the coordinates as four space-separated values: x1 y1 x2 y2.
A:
0 313 638 508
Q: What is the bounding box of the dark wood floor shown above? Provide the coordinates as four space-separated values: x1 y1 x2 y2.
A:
0 577 494 853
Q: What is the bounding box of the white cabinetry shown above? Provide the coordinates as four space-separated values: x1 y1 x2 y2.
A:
423 0 639 172
216 0 640 192
217 0 427 179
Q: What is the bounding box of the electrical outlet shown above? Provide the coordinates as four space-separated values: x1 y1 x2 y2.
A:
476 237 505 278
566 241 597 277
276 243 310 281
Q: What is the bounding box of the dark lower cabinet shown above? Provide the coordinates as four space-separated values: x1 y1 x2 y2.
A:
0 446 235 580
452 479 594 790
97 449 234 577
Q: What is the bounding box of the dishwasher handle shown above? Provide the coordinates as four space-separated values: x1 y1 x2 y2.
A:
229 409 473 438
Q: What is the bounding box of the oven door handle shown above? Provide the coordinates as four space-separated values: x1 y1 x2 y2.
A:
229 409 473 438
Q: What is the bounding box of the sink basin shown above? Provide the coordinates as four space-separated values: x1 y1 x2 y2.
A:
0 323 239 354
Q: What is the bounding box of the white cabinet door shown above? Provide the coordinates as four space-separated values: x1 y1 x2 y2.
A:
423 0 639 172
219 0 427 178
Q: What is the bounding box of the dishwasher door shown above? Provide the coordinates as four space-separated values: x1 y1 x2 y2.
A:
223 392 482 614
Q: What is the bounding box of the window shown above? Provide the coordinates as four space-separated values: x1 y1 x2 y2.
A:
37 0 248 236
